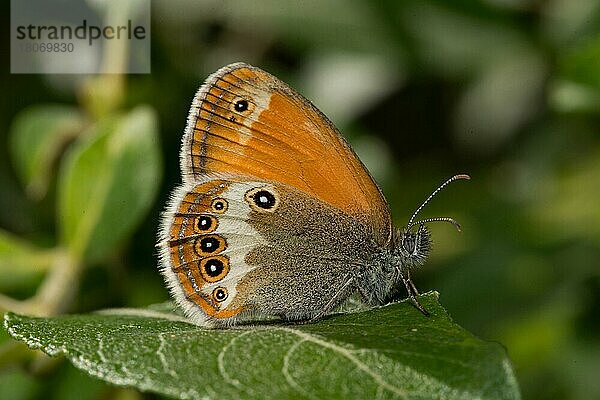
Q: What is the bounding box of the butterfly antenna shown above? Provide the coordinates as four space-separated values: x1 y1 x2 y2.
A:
407 217 462 232
406 174 470 230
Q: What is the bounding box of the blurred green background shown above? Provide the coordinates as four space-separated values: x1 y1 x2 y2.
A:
1 0 599 399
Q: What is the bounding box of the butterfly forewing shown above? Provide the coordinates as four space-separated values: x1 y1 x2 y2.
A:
181 63 392 245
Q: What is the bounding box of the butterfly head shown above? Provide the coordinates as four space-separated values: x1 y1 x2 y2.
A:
388 174 470 315
392 224 432 268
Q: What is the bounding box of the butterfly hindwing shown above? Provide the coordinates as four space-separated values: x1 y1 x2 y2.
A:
158 177 379 325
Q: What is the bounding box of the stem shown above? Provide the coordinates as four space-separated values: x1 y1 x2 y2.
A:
0 248 81 317
31 248 81 316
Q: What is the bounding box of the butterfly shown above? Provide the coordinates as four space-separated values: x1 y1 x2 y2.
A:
157 62 469 327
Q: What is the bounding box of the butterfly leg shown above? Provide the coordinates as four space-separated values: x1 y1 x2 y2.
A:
400 268 430 316
309 276 355 323
356 283 372 304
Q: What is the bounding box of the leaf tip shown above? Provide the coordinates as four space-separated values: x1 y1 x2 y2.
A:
3 311 17 328
3 311 26 342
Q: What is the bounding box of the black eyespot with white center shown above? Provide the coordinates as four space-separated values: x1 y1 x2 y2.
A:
204 258 224 277
211 198 228 213
254 190 276 209
234 99 249 112
245 187 280 212
194 215 216 233
213 287 228 302
194 234 226 257
199 255 229 282
200 237 220 253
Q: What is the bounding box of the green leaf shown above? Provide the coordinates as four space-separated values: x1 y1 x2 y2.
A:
0 229 55 292
58 106 162 263
3 293 521 400
0 369 42 400
9 105 86 199
559 36 600 90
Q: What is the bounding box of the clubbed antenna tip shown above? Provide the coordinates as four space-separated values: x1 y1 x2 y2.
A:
406 174 470 231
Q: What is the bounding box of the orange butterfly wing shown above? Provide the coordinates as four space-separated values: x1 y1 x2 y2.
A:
181 63 392 245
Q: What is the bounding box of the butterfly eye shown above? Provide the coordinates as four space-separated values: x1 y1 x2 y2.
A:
194 215 217 233
200 255 230 282
213 287 228 302
402 233 416 253
245 187 279 212
211 198 228 213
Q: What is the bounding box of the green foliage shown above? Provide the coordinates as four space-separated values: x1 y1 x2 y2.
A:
0 102 162 313
0 230 54 292
560 37 600 90
9 105 85 200
4 293 520 400
58 107 162 263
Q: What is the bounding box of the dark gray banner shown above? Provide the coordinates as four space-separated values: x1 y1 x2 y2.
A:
11 0 151 73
